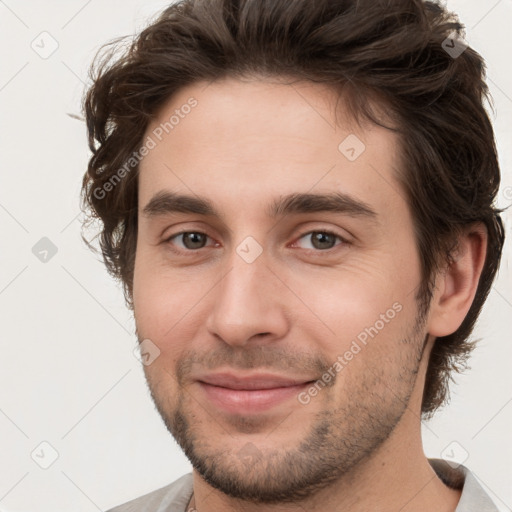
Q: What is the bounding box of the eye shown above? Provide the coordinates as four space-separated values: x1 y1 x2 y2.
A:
293 230 346 250
166 231 215 251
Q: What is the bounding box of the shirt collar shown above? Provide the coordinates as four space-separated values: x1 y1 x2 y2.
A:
428 458 499 511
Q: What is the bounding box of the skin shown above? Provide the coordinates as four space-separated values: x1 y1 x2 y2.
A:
133 77 487 511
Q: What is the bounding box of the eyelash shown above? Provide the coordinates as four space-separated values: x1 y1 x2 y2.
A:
164 229 347 254
294 229 347 251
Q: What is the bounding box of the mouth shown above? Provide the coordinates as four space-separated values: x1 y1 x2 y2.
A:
196 372 316 414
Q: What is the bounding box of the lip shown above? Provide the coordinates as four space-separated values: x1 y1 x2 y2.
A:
196 372 315 414
198 372 312 390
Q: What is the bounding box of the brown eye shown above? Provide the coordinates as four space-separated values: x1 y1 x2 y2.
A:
295 231 344 250
182 232 207 249
311 232 338 249
168 232 211 250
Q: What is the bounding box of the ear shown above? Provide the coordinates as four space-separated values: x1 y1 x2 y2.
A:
427 223 488 337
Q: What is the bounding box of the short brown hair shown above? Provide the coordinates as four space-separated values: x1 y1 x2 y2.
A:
81 0 504 416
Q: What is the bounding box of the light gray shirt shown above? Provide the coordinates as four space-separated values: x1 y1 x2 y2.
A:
106 459 498 511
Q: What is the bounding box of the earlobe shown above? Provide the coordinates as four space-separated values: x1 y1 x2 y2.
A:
427 224 488 337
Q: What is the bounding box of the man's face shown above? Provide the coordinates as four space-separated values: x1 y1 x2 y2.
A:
133 77 427 502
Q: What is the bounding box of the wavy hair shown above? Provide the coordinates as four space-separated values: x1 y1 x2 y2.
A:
81 0 504 416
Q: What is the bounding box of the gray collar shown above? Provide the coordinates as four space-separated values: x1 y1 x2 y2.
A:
429 458 499 511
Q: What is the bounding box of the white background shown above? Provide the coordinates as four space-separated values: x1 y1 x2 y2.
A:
0 1 510 510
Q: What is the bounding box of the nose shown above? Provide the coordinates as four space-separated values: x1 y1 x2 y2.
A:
205 248 289 347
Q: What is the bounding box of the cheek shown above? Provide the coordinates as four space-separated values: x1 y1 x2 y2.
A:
296 276 420 398
288 258 418 355
133 256 203 353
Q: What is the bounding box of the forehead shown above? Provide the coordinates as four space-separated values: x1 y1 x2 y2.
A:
138 77 404 217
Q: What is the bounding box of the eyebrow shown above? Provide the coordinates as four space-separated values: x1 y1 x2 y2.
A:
142 190 378 221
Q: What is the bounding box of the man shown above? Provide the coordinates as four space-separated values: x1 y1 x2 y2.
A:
81 0 505 510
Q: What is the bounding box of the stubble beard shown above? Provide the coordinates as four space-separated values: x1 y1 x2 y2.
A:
141 312 427 504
